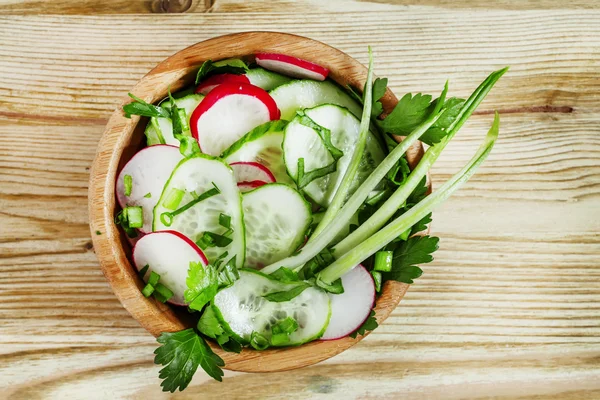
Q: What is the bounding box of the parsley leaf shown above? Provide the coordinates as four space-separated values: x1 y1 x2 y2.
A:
420 97 465 145
408 176 429 205
377 93 433 136
386 235 439 284
123 93 171 119
411 212 432 235
154 329 224 392
263 282 311 302
197 306 224 339
349 310 378 338
184 261 218 311
217 334 242 353
371 77 388 117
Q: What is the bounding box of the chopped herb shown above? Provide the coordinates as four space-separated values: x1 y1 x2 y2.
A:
142 283 155 297
124 206 143 229
371 271 382 292
218 213 231 229
161 185 221 227
263 282 311 302
349 310 378 338
123 174 133 196
249 331 269 351
154 283 174 303
217 334 242 353
123 93 171 119
386 235 438 284
163 188 186 211
184 261 219 311
197 306 224 339
217 255 239 287
144 192 152 198
154 329 224 392
272 317 299 335
175 134 201 158
195 59 248 84
95 230 102 235
374 250 393 272
270 267 300 283
315 276 344 294
148 271 161 287
138 264 149 278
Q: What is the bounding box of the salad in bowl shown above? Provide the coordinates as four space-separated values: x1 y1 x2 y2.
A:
91 33 506 393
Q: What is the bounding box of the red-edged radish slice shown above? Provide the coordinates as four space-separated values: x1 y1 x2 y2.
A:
320 264 376 340
116 145 183 233
132 230 208 306
255 53 329 81
195 73 250 95
191 83 280 156
237 180 268 193
230 161 276 183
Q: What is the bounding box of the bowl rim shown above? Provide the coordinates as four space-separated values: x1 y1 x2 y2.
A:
88 31 426 373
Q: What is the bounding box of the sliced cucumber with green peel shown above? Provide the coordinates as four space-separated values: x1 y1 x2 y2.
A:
212 269 330 345
222 120 294 185
246 67 293 91
146 93 204 146
283 104 386 207
242 184 312 268
153 155 245 268
269 79 362 120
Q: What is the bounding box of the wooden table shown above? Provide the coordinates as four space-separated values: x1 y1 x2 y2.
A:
1 1 599 398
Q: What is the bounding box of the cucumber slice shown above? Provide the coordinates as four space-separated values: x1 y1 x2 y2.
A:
269 79 362 120
153 155 245 268
246 67 292 91
243 184 312 268
146 94 204 146
212 269 330 345
222 120 294 185
283 104 386 207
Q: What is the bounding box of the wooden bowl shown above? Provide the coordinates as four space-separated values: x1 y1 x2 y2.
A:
88 32 427 373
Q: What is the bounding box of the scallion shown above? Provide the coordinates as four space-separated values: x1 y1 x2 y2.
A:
373 251 393 272
142 283 155 297
148 271 161 287
124 174 133 197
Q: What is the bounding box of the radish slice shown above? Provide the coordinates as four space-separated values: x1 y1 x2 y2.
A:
191 83 280 156
320 264 376 340
132 231 208 306
237 180 268 192
195 73 250 95
230 161 276 184
115 145 184 233
255 53 329 81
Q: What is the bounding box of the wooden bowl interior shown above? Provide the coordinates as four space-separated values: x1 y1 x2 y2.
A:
89 32 425 373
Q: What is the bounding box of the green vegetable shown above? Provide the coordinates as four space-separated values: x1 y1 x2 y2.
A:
262 282 311 302
195 59 248 84
142 283 155 297
123 93 171 119
195 231 233 249
373 251 393 272
270 267 301 283
154 283 174 303
154 329 225 392
386 235 438 284
272 317 299 335
349 310 378 338
217 335 242 353
219 213 231 229
160 184 221 227
138 264 149 278
371 271 382 292
315 276 344 294
124 206 143 229
148 271 160 287
162 188 185 211
197 306 225 339
217 255 239 287
184 261 218 311
250 331 269 351
144 192 152 198
175 134 201 158
123 174 133 196
95 230 102 235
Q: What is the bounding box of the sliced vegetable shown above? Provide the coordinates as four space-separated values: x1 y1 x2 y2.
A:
230 161 276 184
196 73 251 95
116 145 184 233
191 83 280 156
212 269 330 345
222 120 293 185
242 184 312 268
282 104 385 207
270 79 362 120
245 67 292 91
320 264 375 340
149 94 204 146
255 53 329 81
133 231 209 305
153 155 245 268
237 180 268 193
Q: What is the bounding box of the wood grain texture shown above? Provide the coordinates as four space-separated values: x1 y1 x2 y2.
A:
0 0 598 14
1 6 600 399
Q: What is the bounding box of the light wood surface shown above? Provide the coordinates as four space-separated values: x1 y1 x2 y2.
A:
88 31 418 372
1 2 600 399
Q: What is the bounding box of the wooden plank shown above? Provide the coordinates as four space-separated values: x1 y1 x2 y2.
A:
0 0 598 15
0 9 599 399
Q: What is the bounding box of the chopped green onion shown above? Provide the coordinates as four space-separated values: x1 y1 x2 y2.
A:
315 276 344 294
272 317 299 335
270 333 290 346
398 227 411 242
138 264 149 278
371 271 382 292
124 206 143 229
142 283 155 297
123 174 133 197
219 213 231 229
374 251 393 272
163 188 185 211
148 271 160 287
196 231 233 249
124 226 138 238
144 192 152 198
250 332 269 351
195 232 214 250
154 283 174 302
95 230 102 235
160 212 173 227
169 186 220 217
153 290 168 303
